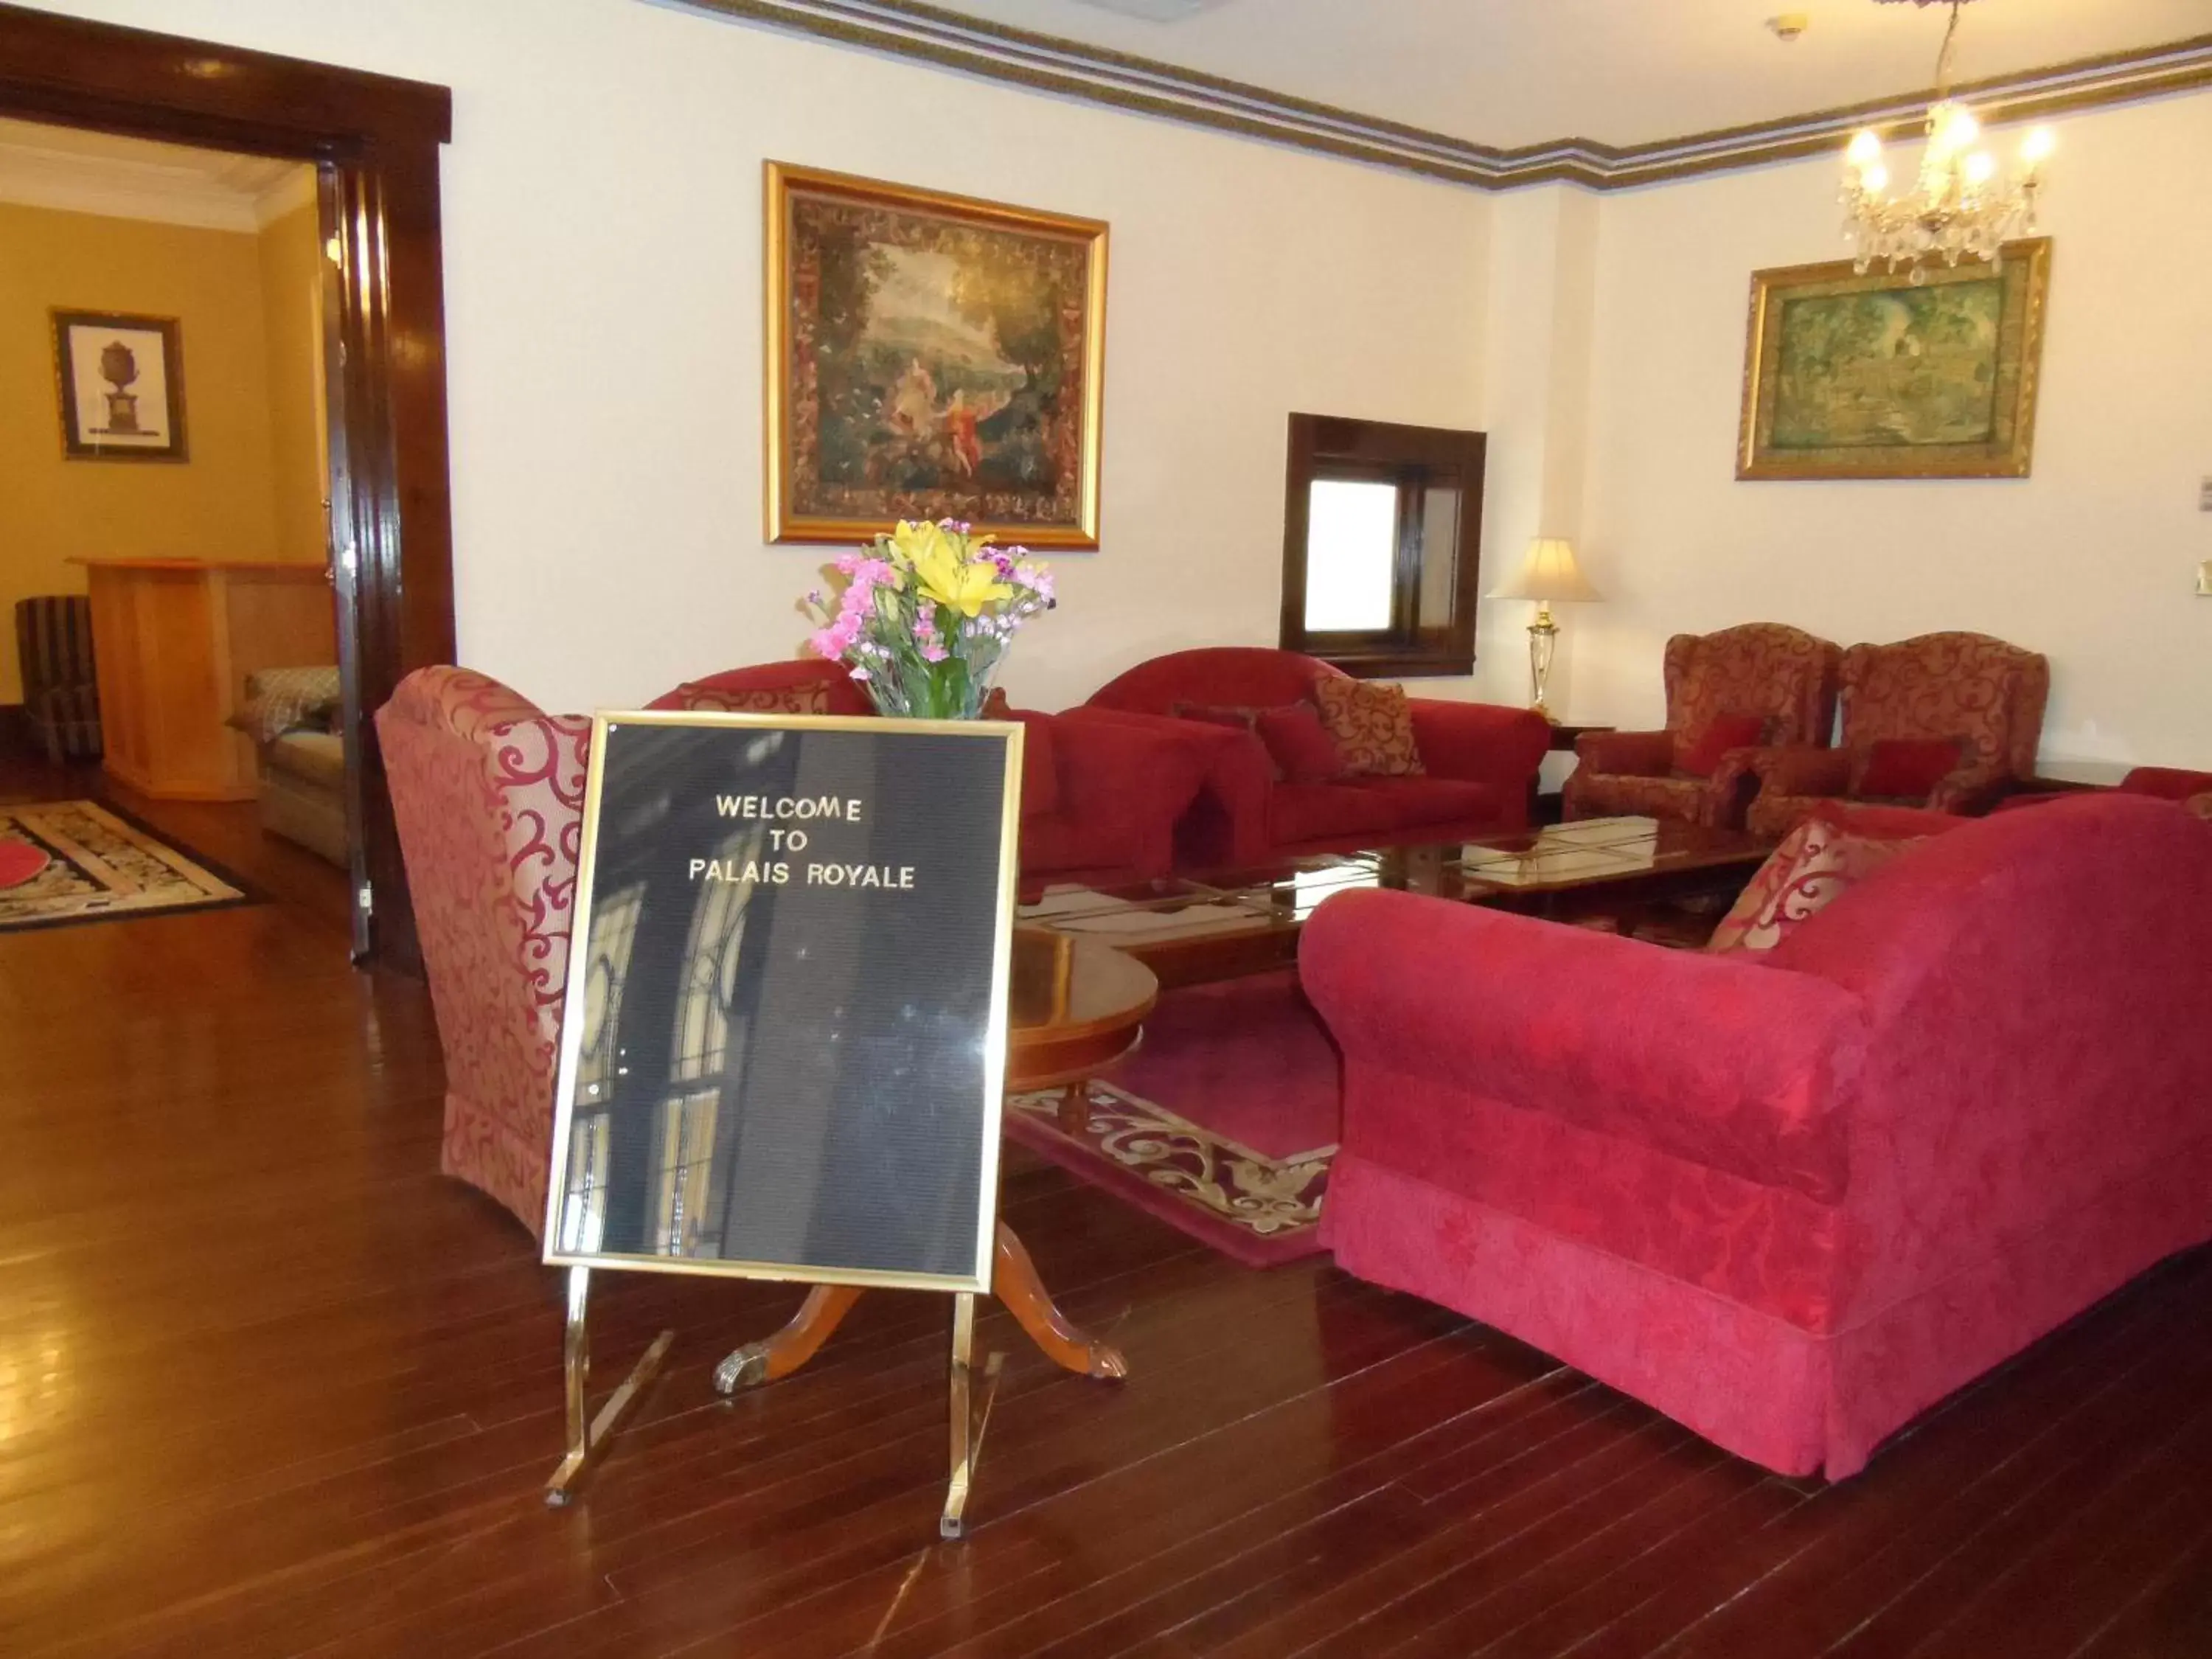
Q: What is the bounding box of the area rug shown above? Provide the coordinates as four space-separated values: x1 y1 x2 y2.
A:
1006 969 1340 1267
0 800 251 932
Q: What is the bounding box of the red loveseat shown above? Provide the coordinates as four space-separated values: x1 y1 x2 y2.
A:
1078 647 1549 869
653 661 1206 887
1301 795 2212 1478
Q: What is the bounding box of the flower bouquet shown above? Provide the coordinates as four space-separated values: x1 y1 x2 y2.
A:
803 520 1056 720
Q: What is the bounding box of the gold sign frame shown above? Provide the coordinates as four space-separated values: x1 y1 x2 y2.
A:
1737 237 2051 481
763 160 1109 548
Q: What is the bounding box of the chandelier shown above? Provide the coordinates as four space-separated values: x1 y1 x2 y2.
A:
1841 0 2053 278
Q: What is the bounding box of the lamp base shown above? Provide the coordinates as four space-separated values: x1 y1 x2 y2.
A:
1526 608 1560 719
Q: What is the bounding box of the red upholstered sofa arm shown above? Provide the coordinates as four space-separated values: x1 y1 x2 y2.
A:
1574 728 1672 777
1750 745 1852 797
1060 706 1275 868
1300 888 1868 1203
2123 767 2212 801
1038 711 1209 874
1408 700 1550 795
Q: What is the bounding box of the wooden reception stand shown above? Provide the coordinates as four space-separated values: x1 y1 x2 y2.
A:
75 558 335 801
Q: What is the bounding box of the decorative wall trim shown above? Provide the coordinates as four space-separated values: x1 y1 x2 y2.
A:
0 134 315 232
675 0 2212 192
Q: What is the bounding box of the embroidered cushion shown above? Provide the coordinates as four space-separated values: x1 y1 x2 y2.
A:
666 681 832 716
1852 736 1964 801
1311 678 1425 777
1674 712 1768 779
1254 702 1345 785
1706 810 1926 955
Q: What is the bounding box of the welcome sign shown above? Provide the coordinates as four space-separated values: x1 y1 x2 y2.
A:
543 711 1023 1294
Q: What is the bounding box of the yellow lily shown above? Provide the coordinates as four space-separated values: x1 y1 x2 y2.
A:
897 520 1012 619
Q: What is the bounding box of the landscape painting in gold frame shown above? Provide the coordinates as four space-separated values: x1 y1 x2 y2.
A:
1737 237 2050 481
765 161 1108 547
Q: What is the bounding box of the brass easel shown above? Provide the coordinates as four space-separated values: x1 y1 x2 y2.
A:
543 1266 676 1506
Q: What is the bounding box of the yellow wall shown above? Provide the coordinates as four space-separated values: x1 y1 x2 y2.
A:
257 198 329 569
0 199 321 704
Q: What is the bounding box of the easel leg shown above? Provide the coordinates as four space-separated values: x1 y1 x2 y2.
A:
543 1265 675 1507
939 1293 1002 1540
712 1282 865 1394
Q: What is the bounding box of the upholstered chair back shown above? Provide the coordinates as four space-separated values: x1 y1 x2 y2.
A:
1839 632 2050 790
652 657 874 715
1085 646 1346 717
1662 624 1841 748
376 667 591 1239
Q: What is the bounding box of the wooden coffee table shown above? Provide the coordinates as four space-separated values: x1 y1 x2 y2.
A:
1017 817 1775 987
712 931 1150 1395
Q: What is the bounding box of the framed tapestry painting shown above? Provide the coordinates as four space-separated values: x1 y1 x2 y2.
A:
765 161 1107 548
1736 237 2050 481
52 310 187 462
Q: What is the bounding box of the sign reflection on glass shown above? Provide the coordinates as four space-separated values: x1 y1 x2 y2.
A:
544 713 1023 1294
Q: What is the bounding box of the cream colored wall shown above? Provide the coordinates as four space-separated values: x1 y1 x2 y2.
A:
0 200 288 703
257 198 329 565
1566 92 2212 770
19 0 1492 714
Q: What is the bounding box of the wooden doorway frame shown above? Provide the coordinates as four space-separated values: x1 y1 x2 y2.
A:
0 4 454 970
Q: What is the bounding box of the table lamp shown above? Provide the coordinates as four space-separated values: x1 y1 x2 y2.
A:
1488 536 1601 719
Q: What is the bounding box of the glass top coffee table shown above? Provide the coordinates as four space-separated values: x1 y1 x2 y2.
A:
1016 816 1775 987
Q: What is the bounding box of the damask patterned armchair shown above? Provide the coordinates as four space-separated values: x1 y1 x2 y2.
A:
377 667 591 1239
1745 632 2049 838
1563 624 1841 830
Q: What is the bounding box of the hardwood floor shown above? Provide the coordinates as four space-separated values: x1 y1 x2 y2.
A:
4 755 2211 1655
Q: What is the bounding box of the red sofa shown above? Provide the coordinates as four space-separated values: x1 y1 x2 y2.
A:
653 660 1206 887
1079 647 1549 869
1301 795 2212 1478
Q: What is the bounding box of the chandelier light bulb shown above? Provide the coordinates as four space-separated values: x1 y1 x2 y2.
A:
1847 128 1884 167
1861 162 1890 195
1962 150 1997 187
2020 125 2056 168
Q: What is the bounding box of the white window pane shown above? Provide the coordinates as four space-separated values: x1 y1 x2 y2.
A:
1304 479 1397 633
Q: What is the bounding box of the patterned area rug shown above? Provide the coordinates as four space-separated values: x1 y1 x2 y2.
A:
0 801 250 932
1007 970 1340 1267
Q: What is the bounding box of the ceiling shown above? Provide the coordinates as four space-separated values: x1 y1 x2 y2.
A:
925 0 2212 149
0 117 313 232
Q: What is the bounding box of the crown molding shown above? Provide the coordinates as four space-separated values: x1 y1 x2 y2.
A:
673 0 2212 192
0 130 314 233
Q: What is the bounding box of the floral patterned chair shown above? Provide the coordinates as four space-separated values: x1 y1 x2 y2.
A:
377 667 591 1239
1562 623 1842 830
1745 632 2050 838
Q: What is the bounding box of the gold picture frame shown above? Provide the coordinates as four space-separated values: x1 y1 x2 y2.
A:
1737 237 2051 481
765 161 1108 548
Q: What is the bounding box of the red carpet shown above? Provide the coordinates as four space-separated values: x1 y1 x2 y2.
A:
1005 969 1340 1266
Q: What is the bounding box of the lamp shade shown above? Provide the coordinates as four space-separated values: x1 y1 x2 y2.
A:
1489 537 1601 604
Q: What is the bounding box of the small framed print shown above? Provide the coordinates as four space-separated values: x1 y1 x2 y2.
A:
53 310 188 462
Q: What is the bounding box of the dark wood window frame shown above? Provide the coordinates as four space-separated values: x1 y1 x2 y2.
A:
0 3 455 971
1279 413 1487 678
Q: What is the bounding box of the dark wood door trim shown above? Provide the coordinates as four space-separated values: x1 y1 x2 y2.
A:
0 3 455 971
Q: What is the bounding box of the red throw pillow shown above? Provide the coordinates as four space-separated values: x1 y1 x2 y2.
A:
669 681 832 715
1853 737 1964 801
1706 809 1924 955
1254 703 1345 785
1674 712 1769 779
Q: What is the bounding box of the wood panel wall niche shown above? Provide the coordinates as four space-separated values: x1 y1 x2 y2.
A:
0 3 456 970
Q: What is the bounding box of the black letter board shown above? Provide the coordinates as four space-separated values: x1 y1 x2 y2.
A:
543 712 1023 1294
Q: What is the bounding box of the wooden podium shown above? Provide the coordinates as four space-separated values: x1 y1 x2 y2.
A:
76 558 335 801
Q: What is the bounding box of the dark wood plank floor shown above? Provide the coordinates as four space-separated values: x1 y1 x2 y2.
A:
4 752 2211 1657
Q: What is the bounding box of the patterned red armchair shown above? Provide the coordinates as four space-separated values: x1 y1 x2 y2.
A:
1562 624 1841 830
1746 632 2049 838
377 667 590 1238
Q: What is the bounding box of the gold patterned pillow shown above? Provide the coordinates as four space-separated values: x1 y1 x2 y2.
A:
668 683 832 714
1310 678 1425 777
